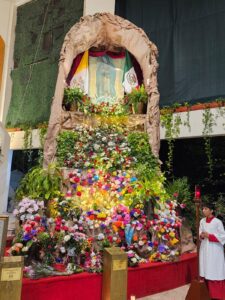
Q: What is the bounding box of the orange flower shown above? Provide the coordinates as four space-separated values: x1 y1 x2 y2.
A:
133 235 138 242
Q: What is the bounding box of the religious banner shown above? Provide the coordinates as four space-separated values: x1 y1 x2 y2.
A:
88 51 125 104
0 36 5 91
0 215 8 258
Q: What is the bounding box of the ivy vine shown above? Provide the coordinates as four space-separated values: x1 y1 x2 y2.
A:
160 108 182 177
202 108 215 181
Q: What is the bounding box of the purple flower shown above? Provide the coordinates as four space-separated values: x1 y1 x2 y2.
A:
23 234 32 241
158 244 166 253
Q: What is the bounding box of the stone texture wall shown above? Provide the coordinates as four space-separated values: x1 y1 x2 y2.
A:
6 0 83 127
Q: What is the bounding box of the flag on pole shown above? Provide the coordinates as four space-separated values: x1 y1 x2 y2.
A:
70 50 89 94
122 51 139 93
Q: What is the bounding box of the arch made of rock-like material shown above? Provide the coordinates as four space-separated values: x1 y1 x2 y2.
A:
43 12 160 167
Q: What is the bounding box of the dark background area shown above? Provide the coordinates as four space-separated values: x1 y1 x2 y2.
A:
116 0 225 106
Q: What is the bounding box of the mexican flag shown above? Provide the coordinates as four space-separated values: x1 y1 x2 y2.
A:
70 50 89 94
122 51 139 93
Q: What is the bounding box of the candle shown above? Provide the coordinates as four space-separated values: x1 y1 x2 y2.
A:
195 185 201 199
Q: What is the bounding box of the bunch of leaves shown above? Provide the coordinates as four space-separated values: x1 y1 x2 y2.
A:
126 84 148 112
165 177 195 231
56 130 78 166
63 87 85 106
127 132 159 170
37 232 57 265
16 163 62 201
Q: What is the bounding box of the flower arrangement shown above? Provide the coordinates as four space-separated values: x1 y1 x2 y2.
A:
125 84 148 114
13 198 44 222
10 198 181 276
63 87 85 111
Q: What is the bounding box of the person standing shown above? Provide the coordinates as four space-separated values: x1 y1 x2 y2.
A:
200 202 225 299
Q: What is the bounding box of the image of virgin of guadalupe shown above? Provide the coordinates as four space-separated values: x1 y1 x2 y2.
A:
96 55 116 100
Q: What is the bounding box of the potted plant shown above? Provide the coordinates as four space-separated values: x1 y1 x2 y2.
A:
63 87 85 111
126 84 148 114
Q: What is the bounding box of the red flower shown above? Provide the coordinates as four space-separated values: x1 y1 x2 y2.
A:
74 177 80 183
107 236 113 243
76 191 82 197
55 226 61 231
61 226 68 231
34 215 41 222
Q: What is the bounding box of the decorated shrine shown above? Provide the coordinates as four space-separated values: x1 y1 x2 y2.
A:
10 13 183 281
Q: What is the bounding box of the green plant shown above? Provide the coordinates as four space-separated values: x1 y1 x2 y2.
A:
160 109 182 177
63 87 85 109
56 130 78 166
16 163 62 201
127 132 159 170
165 177 195 231
202 108 215 181
126 84 148 113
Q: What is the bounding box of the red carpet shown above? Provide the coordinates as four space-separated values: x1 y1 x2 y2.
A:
21 253 197 300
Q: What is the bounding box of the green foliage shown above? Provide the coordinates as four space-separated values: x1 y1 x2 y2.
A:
202 108 216 181
126 84 148 113
127 132 158 170
160 109 182 177
63 87 85 107
56 130 78 166
16 163 62 201
166 177 195 231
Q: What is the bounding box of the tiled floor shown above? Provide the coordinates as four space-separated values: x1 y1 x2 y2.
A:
138 284 190 300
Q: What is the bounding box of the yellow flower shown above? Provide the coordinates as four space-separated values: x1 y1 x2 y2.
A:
169 231 175 238
161 254 167 260
170 238 179 245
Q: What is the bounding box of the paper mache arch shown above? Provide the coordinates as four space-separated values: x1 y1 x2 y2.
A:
43 12 160 167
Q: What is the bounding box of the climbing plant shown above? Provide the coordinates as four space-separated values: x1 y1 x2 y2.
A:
160 108 182 177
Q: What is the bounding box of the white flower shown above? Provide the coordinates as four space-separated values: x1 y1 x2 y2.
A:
19 207 25 213
93 144 100 150
22 247 29 252
64 235 71 242
27 208 34 214
97 233 105 240
138 241 144 246
60 247 66 254
131 257 137 264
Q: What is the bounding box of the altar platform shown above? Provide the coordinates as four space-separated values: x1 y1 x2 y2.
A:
21 253 197 300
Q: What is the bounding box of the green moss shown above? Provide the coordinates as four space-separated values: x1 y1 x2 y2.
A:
6 0 84 127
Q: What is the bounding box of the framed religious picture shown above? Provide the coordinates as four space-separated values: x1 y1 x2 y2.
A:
0 36 5 91
0 215 8 258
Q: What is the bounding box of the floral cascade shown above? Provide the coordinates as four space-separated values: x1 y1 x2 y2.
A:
11 198 181 278
11 111 182 277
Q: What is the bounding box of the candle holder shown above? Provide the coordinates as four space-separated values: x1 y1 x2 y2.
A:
185 186 210 299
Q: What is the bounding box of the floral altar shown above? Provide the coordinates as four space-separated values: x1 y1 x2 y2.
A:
11 117 182 279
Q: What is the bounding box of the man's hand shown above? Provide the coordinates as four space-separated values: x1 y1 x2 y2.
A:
200 232 209 239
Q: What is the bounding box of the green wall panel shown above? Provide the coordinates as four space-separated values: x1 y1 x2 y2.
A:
6 0 84 127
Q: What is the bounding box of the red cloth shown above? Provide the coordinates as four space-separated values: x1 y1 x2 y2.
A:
66 52 83 85
207 280 225 299
21 253 197 300
208 234 219 242
206 216 215 223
